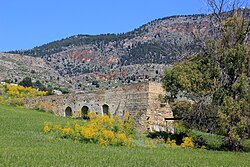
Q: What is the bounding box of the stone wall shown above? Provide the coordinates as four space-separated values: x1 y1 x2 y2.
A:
24 82 173 131
146 82 173 132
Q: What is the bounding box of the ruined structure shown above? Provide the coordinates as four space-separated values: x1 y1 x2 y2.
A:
24 82 173 131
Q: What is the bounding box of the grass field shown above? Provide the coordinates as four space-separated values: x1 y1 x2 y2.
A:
0 104 250 167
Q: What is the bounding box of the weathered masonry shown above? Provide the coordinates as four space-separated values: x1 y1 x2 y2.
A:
24 82 173 131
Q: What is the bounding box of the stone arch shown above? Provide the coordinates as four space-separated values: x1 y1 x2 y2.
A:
65 106 72 117
81 106 89 119
102 104 109 116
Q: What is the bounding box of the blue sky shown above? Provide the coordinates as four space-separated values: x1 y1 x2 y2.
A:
0 0 205 51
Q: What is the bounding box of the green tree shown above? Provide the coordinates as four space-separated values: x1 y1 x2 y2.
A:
33 80 46 91
163 1 250 151
19 77 32 87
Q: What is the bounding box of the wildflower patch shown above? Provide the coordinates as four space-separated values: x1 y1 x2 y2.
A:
43 112 134 147
0 83 47 106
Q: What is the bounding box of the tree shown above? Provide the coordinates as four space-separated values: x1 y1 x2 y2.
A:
163 0 250 151
204 1 250 150
33 80 46 91
19 77 32 87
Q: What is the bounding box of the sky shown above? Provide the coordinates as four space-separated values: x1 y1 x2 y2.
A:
0 0 205 52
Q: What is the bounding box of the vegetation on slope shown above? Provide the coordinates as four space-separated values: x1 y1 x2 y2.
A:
8 13 208 65
0 83 47 106
8 33 133 57
1 104 250 167
163 1 250 151
43 112 134 147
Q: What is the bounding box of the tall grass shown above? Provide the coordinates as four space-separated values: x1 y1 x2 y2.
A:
0 104 250 167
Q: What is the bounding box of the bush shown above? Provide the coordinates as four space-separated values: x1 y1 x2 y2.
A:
0 84 47 106
6 84 47 98
180 137 194 148
187 130 223 150
43 112 134 147
192 135 207 148
166 138 177 148
19 77 32 87
8 97 24 106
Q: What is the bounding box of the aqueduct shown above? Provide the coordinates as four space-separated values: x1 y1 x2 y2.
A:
24 82 173 131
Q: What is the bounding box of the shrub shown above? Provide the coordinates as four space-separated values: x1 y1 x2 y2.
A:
19 77 32 87
6 84 47 98
43 112 134 147
180 137 194 148
43 122 51 133
0 84 47 106
8 97 24 106
166 138 177 148
192 135 208 148
186 130 223 150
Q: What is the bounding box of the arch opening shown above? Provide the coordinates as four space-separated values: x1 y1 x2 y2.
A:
102 104 109 116
65 106 72 117
81 106 89 119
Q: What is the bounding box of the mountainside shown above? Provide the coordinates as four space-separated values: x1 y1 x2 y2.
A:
10 13 208 67
0 53 72 88
4 10 250 91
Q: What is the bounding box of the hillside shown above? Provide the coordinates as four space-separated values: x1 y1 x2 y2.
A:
10 13 208 66
3 9 250 91
0 53 72 89
1 104 250 166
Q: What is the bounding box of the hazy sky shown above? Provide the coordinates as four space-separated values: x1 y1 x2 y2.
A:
0 0 205 51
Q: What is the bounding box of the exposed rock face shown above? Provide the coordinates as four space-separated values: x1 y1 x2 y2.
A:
24 82 173 132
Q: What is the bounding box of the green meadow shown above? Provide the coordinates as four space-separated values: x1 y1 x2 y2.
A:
0 104 250 167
